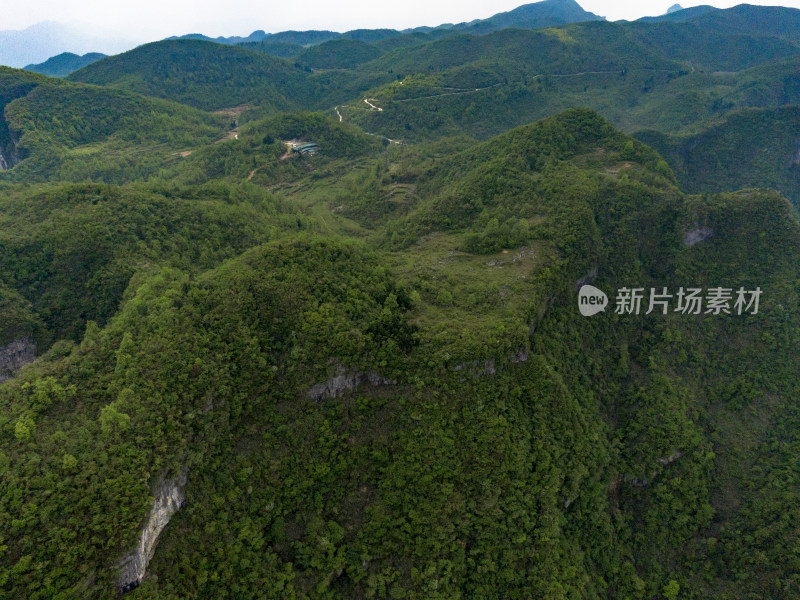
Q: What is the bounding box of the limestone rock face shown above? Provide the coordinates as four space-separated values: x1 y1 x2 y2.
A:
684 226 714 247
308 367 395 401
0 338 36 383
117 473 187 593
0 130 22 171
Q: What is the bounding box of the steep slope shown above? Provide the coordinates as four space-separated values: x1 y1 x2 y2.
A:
24 52 107 78
0 69 44 170
635 106 800 205
2 111 800 599
68 40 308 112
0 181 308 348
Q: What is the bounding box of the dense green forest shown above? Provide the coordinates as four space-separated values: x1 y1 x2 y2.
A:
3 2 800 598
23 52 107 78
0 68 227 182
68 40 308 112
635 106 800 205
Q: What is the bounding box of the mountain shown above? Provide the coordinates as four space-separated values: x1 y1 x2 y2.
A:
63 6 800 153
638 5 718 23
327 10 800 148
68 39 309 112
6 5 800 599
627 19 800 71
684 4 800 42
169 0 602 53
450 0 605 33
168 29 269 45
635 106 800 205
0 67 226 182
172 28 399 47
2 109 800 598
295 39 385 69
0 21 136 68
24 52 107 77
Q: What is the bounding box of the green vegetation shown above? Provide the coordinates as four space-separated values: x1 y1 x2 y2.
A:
3 5 800 598
239 40 305 59
0 68 226 182
23 52 107 78
68 40 307 112
0 181 309 343
636 106 800 205
296 40 385 70
157 112 383 186
2 108 800 598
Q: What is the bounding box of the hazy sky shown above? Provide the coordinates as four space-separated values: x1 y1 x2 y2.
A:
4 0 800 40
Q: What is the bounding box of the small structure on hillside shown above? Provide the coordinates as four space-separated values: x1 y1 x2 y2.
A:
292 142 320 156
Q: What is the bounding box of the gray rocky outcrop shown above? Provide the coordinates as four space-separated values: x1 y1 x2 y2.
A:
453 357 496 376
510 347 529 363
308 368 396 401
575 266 598 289
0 129 22 171
0 338 36 383
684 226 714 247
624 450 684 488
117 472 187 593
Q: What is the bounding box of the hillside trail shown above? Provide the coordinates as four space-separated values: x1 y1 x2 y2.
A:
333 102 402 145
213 104 250 142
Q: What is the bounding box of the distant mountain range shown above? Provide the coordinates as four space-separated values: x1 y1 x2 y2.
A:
6 1 792 77
637 5 719 23
24 52 106 78
2 0 604 72
0 22 135 68
169 0 604 46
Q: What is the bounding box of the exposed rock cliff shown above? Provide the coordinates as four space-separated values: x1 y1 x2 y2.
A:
308 367 395 401
0 128 22 171
117 472 187 593
684 226 714 247
0 338 36 383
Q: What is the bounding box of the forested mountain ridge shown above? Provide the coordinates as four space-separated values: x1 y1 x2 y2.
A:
67 40 307 112
0 67 227 182
166 0 603 47
635 106 800 205
23 52 106 78
2 3 800 599
1 108 800 599
64 5 800 171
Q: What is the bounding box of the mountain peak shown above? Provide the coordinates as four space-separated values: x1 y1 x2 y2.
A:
667 4 684 13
